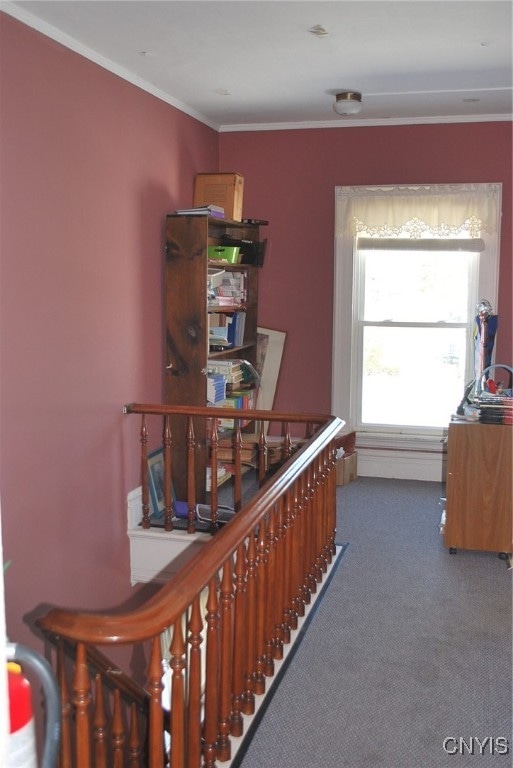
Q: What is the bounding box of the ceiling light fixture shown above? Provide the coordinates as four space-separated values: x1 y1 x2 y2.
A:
333 91 362 116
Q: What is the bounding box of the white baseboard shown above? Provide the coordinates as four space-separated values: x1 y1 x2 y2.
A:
357 447 446 482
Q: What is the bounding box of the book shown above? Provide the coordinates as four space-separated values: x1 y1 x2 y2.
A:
216 446 257 463
175 204 225 218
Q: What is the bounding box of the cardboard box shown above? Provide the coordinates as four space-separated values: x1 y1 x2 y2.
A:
194 173 244 221
336 451 358 486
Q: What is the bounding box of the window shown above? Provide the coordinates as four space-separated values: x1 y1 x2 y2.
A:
356 239 479 430
332 184 501 439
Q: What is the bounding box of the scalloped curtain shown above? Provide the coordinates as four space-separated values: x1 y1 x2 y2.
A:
336 183 501 239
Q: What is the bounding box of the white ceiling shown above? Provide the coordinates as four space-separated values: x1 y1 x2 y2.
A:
2 0 512 131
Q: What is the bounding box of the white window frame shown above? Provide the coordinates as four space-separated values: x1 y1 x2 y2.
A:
332 184 502 445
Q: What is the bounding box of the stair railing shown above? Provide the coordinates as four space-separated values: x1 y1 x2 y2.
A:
37 404 343 768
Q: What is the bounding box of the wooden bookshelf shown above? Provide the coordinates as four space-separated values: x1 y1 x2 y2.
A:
164 213 266 500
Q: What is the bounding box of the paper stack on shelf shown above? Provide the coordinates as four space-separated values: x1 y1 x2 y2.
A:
208 271 246 307
175 204 224 219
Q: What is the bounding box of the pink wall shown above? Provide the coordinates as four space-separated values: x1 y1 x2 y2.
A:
220 123 512 413
0 15 218 651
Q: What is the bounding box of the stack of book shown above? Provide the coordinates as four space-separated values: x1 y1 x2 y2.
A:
216 438 258 468
477 394 513 425
213 394 254 429
207 373 227 404
207 359 245 388
175 204 224 219
208 312 246 351
208 272 246 307
206 359 259 428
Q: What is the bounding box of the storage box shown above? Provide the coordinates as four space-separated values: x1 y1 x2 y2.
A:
194 173 244 221
208 245 240 263
336 451 358 486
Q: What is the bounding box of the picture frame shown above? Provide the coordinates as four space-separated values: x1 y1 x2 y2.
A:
256 327 286 415
147 447 167 519
147 448 187 520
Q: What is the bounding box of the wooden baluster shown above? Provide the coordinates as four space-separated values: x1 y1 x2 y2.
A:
57 641 72 768
233 421 243 512
186 417 196 533
316 449 327 573
73 642 92 768
254 521 268 694
311 460 322 584
209 417 220 530
92 674 107 768
217 561 234 761
242 532 257 715
146 636 164 768
301 469 314 606
281 491 295 639
292 480 306 620
140 415 150 529
257 420 268 486
231 543 247 736
187 596 203 768
272 498 286 660
111 688 125 768
163 415 174 531
263 508 277 673
170 618 186 768
281 421 292 461
308 463 320 591
203 578 220 768
128 703 142 767
319 448 331 570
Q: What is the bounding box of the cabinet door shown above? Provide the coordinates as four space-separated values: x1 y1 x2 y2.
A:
445 423 512 552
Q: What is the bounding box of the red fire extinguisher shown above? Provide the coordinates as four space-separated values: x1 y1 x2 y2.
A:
6 642 60 768
7 661 37 768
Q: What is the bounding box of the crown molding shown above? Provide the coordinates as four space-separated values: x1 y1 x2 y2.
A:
218 114 513 132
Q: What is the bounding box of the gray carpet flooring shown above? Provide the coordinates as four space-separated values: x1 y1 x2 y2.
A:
237 477 512 767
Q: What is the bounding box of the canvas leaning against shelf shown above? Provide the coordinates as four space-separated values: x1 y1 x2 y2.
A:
256 327 286 413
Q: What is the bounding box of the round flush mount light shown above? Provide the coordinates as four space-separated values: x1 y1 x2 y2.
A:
333 91 362 115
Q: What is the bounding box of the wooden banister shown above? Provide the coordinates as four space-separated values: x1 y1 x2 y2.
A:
38 404 343 768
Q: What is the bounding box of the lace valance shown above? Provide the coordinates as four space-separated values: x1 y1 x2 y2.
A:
336 183 502 239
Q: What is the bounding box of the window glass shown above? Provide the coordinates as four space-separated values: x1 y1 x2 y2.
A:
358 244 476 429
361 325 468 428
362 250 471 323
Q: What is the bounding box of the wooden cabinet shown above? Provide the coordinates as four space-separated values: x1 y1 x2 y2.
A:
164 214 264 499
444 422 512 555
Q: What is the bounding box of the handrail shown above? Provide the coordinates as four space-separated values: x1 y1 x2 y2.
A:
38 414 343 644
123 402 333 423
